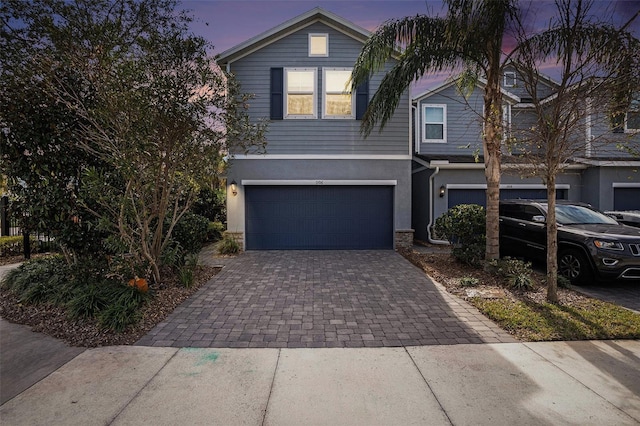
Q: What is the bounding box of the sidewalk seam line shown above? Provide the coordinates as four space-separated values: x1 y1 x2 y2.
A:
106 348 180 425
261 348 281 426
523 342 640 424
404 346 454 426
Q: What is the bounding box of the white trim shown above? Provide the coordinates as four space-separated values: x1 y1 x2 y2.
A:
309 33 328 57
625 110 640 133
234 154 412 160
503 71 516 88
322 67 355 119
612 182 640 188
241 179 397 186
422 104 447 143
574 158 640 167
218 8 373 64
446 183 570 190
284 67 317 119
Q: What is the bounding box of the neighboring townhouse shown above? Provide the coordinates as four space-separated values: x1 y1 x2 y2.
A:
412 65 640 243
217 8 412 250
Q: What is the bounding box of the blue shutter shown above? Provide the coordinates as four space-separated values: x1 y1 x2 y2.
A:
355 79 369 120
270 68 283 120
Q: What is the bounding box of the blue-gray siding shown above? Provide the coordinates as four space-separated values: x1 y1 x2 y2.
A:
227 22 409 155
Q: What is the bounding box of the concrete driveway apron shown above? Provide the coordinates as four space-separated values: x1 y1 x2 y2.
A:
136 251 515 348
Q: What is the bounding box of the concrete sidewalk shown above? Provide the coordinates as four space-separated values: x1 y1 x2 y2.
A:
1 340 639 425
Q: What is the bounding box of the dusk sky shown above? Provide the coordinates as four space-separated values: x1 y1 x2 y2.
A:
182 0 640 92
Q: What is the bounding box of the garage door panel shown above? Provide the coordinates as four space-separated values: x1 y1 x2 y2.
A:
614 188 640 210
245 186 393 250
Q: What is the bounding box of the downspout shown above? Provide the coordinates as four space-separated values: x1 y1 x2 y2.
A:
427 166 449 245
413 153 449 245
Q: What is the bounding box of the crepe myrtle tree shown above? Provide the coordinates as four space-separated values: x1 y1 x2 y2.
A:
507 0 640 302
1 0 267 283
351 0 519 263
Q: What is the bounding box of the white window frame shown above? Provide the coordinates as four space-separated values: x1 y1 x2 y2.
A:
504 71 516 88
309 33 328 57
284 67 317 119
624 106 640 133
422 104 447 143
322 67 355 119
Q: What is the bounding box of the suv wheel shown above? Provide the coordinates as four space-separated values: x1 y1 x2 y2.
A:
558 249 592 285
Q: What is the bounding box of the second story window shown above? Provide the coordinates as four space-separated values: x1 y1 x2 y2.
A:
309 33 328 57
285 68 317 119
323 68 354 119
422 104 447 143
504 71 516 88
625 97 640 133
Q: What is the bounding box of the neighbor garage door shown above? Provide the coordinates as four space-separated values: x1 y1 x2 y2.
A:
448 188 567 209
614 187 640 210
245 185 393 250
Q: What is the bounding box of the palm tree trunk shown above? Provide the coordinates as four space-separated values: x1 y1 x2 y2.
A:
483 84 502 262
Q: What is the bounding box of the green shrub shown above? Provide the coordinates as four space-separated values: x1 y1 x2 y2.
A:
207 221 225 242
178 253 199 287
460 276 479 287
557 275 571 289
495 257 535 290
96 285 146 332
0 235 38 257
435 204 486 266
67 284 110 319
3 254 148 332
170 212 210 254
218 234 240 255
1 255 69 298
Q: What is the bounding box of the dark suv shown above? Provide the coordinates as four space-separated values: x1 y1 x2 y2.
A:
499 200 640 284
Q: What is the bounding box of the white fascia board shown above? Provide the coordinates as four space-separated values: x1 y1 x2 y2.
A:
446 183 571 189
232 154 412 160
574 158 640 167
217 8 383 65
241 179 397 186
413 75 520 103
612 182 640 188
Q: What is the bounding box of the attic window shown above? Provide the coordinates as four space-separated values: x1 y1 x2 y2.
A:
309 33 328 57
504 71 516 88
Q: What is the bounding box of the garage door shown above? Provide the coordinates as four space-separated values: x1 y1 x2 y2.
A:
614 187 640 210
448 188 567 209
245 185 394 250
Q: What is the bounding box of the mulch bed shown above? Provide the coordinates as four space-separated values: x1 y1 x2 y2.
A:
0 265 220 347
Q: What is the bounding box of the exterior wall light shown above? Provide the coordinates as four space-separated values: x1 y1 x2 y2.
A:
439 185 446 198
230 180 238 196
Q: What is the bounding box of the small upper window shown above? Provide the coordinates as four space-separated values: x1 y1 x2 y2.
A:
309 33 328 57
504 71 516 88
422 104 446 143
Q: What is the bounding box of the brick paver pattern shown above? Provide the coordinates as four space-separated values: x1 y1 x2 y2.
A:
136 251 516 348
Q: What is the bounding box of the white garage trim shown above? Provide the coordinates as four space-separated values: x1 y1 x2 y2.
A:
445 183 570 190
242 179 397 186
612 182 640 188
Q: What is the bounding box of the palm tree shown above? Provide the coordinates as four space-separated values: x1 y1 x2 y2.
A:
351 0 518 262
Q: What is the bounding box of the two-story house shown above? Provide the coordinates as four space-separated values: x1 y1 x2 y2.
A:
217 8 413 250
412 66 640 243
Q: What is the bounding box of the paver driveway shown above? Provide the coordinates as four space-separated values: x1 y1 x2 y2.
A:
136 251 515 348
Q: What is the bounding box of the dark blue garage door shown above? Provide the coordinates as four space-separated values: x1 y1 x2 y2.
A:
448 188 567 209
245 185 393 250
614 187 640 210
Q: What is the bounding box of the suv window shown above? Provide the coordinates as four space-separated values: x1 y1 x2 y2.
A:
500 204 543 221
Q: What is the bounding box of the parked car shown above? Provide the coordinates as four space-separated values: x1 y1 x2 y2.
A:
604 211 640 228
499 200 640 284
